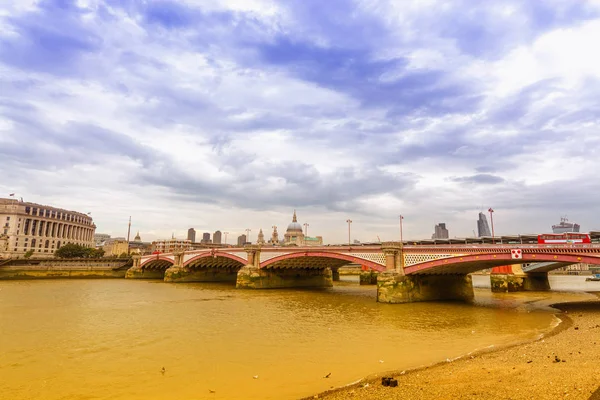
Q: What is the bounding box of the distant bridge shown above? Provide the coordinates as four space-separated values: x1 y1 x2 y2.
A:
127 243 600 303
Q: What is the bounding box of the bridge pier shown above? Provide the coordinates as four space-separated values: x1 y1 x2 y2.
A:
236 266 333 289
164 267 238 283
491 265 550 292
377 272 474 303
332 269 340 282
359 270 378 285
125 254 166 279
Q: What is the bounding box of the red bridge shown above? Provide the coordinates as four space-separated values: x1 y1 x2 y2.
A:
126 242 600 303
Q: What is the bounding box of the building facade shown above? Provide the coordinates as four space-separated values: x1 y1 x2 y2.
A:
201 232 211 244
187 228 196 243
237 234 247 246
213 230 222 245
432 223 449 239
0 198 96 259
151 239 192 253
283 211 323 246
477 212 491 237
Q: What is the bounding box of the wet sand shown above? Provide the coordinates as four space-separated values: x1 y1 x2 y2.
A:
310 296 600 400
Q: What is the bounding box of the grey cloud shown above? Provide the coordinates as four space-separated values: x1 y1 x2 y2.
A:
449 174 505 185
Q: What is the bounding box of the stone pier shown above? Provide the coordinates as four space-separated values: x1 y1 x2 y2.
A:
377 272 474 303
376 242 474 303
236 266 333 289
359 270 378 285
490 265 550 292
332 269 340 282
125 254 166 279
164 267 238 283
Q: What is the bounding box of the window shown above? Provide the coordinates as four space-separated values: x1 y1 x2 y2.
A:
6 217 10 221
25 206 31 214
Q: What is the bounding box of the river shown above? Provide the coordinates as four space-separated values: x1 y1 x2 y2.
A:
0 276 596 400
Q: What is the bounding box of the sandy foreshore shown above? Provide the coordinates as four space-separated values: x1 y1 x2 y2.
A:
309 297 600 400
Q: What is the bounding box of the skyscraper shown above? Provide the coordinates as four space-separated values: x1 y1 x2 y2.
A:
187 228 196 243
477 212 491 237
213 230 222 245
237 234 247 246
201 232 211 244
432 223 449 239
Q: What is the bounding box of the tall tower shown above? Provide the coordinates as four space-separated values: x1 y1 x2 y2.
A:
213 230 222 245
477 212 491 237
257 228 265 245
187 228 196 243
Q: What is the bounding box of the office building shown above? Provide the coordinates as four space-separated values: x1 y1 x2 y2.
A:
477 212 491 237
213 230 222 245
432 223 449 239
187 228 196 243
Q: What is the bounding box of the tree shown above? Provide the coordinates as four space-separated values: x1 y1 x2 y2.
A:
23 250 34 259
54 244 104 258
118 252 130 259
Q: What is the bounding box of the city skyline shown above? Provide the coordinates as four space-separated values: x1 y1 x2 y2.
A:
2 1 600 243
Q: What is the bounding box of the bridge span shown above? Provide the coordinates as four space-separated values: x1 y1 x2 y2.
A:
126 243 600 303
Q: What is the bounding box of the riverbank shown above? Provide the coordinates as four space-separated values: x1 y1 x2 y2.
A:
0 258 131 279
310 296 600 400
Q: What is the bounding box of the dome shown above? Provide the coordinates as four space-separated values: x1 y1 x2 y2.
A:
286 210 303 233
287 222 303 232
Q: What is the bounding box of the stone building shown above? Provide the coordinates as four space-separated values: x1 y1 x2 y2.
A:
103 239 129 257
151 238 192 253
283 211 323 246
0 198 96 259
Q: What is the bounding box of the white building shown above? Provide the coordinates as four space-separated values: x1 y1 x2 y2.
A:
0 198 96 259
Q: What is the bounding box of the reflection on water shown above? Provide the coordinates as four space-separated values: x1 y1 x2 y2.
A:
0 278 592 400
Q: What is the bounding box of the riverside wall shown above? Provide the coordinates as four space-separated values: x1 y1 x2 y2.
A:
0 258 132 280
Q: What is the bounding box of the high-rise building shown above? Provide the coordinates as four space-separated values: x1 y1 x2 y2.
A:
432 223 449 239
201 232 211 244
237 234 247 246
552 217 580 233
213 230 222 245
187 228 196 243
477 212 491 237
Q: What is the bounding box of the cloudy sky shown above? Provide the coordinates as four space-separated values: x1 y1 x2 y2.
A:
1 0 600 244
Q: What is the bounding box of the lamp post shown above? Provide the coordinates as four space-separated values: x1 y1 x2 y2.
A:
488 208 495 244
245 228 251 244
223 232 229 245
399 215 404 243
346 219 352 245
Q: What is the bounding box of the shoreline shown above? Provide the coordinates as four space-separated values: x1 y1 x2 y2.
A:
307 294 600 400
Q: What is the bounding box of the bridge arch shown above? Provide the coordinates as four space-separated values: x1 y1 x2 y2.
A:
140 256 174 270
405 252 600 275
260 251 386 272
184 252 247 268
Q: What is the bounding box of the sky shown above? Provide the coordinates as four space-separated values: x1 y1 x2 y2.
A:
1 0 600 244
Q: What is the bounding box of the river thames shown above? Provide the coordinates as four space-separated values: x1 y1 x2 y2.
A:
0 276 595 400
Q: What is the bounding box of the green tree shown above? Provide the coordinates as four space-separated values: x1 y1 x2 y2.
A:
23 250 34 259
55 244 100 258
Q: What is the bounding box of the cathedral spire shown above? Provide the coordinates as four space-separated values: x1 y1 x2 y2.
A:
292 209 297 223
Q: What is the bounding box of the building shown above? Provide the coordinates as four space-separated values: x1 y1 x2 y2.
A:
283 211 323 246
201 232 211 244
129 232 152 255
103 239 129 257
257 229 265 245
477 212 491 237
552 217 580 233
213 230 222 245
237 234 247 246
269 226 280 245
94 233 111 247
187 228 196 243
0 198 96 259
432 223 449 239
151 238 192 253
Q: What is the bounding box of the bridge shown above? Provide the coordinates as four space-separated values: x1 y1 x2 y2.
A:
126 242 600 303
